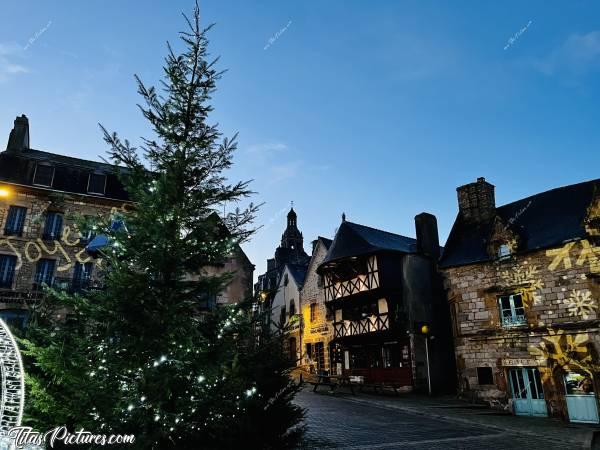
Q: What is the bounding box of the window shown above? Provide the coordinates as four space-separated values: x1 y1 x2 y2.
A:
73 262 93 290
87 173 107 195
283 273 289 286
33 164 54 186
42 212 63 240
35 259 56 287
310 303 317 322
289 299 296 317
4 206 26 236
279 305 286 326
498 293 526 327
0 255 17 288
498 244 511 259
305 343 313 359
477 367 494 385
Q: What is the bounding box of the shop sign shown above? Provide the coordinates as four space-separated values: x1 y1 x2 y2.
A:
501 357 546 367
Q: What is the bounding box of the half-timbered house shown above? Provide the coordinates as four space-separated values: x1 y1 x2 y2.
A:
317 214 455 393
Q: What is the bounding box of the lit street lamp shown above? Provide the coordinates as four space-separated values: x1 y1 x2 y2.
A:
0 187 11 198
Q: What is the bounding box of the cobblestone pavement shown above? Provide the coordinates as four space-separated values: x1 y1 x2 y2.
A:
295 388 597 449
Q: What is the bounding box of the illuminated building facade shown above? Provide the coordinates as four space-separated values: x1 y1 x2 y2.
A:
441 177 600 423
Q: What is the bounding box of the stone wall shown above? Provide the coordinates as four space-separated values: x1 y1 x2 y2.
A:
300 240 333 373
442 239 600 418
0 187 125 299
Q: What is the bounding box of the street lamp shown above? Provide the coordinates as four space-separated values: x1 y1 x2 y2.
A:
421 324 432 396
0 187 11 198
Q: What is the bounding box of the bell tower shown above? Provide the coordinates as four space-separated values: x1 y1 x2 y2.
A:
274 204 308 267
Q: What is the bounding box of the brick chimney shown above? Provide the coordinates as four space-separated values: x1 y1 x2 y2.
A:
415 212 440 260
456 177 496 224
6 114 30 151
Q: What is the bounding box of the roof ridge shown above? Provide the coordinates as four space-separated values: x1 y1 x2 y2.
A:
19 148 125 170
497 177 600 210
345 220 416 241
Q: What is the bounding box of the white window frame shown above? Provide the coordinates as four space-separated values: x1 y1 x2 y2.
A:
498 293 526 327
498 244 512 260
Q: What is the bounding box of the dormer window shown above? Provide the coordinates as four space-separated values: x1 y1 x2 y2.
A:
498 244 511 260
33 164 54 187
88 173 107 195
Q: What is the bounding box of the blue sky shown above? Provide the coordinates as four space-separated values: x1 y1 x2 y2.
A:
1 1 599 279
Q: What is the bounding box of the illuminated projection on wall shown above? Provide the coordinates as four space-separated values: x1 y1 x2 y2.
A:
0 318 25 434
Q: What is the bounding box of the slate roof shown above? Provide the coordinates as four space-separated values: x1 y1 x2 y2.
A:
320 221 417 268
0 148 130 200
287 263 308 286
317 236 333 250
439 178 599 268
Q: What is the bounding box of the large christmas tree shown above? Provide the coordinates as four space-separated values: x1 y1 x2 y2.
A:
21 4 303 449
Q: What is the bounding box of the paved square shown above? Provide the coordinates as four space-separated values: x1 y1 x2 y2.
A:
295 389 585 449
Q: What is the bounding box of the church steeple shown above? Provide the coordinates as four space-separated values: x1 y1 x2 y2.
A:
287 206 297 229
274 204 308 266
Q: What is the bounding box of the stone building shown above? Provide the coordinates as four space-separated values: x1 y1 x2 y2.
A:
299 237 333 374
0 115 253 328
440 177 600 423
317 215 455 393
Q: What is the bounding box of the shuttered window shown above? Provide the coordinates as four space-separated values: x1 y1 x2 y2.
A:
42 212 63 240
0 255 17 288
33 164 54 186
4 206 26 236
35 259 56 286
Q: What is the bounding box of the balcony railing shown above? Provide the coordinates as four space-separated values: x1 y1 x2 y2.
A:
333 312 389 338
0 289 44 305
501 314 527 328
324 257 380 302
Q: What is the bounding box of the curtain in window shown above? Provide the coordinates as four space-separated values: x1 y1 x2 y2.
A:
4 206 26 236
35 259 56 286
0 255 17 288
43 213 63 240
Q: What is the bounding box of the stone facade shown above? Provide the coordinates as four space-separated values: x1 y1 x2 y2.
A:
444 241 599 417
441 177 600 422
0 115 253 328
0 184 127 325
299 238 333 374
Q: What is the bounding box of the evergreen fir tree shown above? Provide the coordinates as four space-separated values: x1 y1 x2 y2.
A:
21 4 304 449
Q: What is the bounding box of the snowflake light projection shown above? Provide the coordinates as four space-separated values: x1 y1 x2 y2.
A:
565 289 598 319
500 263 544 306
529 329 594 376
0 318 25 436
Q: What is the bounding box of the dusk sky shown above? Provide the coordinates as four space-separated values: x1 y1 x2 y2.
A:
1 0 599 280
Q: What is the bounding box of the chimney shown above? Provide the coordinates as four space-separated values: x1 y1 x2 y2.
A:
6 114 30 151
456 177 496 224
415 212 440 260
